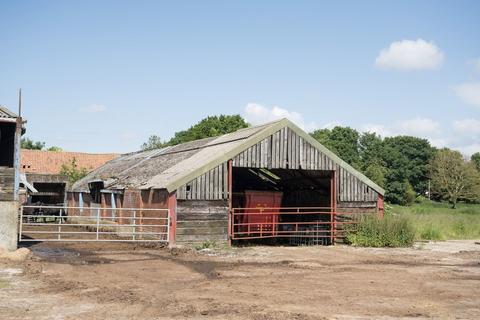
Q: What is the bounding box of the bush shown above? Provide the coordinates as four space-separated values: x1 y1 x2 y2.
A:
346 214 415 247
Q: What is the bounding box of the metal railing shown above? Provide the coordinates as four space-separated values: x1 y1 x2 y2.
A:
231 207 364 243
19 205 170 243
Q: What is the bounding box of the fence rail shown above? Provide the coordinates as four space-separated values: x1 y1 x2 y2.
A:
19 205 170 243
231 207 365 244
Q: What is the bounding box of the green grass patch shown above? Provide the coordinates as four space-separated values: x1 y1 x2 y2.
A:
388 202 480 240
345 214 416 247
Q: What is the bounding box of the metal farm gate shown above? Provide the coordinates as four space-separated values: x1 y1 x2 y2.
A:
18 205 170 243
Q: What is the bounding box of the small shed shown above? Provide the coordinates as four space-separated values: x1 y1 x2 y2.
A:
69 119 385 245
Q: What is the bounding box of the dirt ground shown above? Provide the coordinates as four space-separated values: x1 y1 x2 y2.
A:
0 240 479 320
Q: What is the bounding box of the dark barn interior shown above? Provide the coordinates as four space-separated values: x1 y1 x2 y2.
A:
232 167 334 245
0 122 15 167
30 182 66 205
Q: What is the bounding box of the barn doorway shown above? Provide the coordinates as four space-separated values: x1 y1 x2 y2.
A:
231 167 335 245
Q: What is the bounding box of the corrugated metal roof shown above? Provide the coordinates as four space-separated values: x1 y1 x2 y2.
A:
71 119 385 195
0 106 18 120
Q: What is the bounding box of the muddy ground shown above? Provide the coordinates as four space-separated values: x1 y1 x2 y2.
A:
0 240 479 320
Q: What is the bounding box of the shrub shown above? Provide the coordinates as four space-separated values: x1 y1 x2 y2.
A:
346 214 415 247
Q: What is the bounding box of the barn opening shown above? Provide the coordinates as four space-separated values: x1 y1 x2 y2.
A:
231 167 335 245
30 182 66 205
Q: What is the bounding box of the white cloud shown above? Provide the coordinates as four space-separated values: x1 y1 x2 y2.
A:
452 82 480 108
79 104 107 113
243 103 318 131
375 39 444 71
321 121 342 130
453 118 480 134
397 117 440 135
360 124 391 137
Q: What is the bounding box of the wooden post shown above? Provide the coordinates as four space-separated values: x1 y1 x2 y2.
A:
168 191 177 246
227 159 233 245
377 194 384 218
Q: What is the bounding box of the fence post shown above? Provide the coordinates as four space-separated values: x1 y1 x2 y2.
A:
58 209 62 240
132 210 136 241
96 208 100 240
18 206 23 242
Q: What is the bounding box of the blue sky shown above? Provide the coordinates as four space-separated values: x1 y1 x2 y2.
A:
1 1 479 155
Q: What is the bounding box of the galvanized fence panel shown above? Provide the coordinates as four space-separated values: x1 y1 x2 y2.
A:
19 205 169 243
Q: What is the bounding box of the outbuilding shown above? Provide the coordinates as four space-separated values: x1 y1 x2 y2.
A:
68 119 385 245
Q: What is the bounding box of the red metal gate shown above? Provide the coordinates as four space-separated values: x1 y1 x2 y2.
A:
231 207 362 244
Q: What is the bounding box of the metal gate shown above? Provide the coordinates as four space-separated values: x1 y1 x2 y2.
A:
231 207 361 244
19 205 170 243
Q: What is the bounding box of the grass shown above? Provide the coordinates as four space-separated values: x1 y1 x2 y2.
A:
345 214 416 247
388 201 480 241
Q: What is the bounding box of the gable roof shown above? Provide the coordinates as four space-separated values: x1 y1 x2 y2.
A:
0 106 18 121
72 119 385 195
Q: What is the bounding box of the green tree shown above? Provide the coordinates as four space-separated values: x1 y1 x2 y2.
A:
47 146 63 152
21 138 45 150
167 115 249 146
363 162 387 188
60 158 88 184
141 135 166 151
141 115 249 150
430 149 480 208
358 132 385 169
311 126 360 167
471 152 480 171
382 136 435 203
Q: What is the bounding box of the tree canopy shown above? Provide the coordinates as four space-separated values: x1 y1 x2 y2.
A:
141 115 249 150
310 126 360 168
430 149 480 208
21 138 45 150
21 137 62 151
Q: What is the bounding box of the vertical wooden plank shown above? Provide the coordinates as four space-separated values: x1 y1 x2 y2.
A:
282 128 288 168
292 129 297 169
287 128 291 168
271 133 277 168
267 136 272 169
278 129 283 168
223 162 228 199
191 177 197 200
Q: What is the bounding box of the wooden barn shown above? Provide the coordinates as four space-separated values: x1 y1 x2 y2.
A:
68 119 385 246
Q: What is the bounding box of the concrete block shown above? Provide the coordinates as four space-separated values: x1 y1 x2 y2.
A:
0 201 18 251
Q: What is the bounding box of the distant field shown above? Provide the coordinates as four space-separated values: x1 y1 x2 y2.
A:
388 202 480 240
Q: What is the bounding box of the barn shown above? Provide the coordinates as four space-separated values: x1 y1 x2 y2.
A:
68 119 385 246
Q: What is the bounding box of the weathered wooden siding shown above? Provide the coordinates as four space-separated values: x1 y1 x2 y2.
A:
0 167 15 201
232 128 378 203
176 200 228 243
176 127 380 203
177 163 228 200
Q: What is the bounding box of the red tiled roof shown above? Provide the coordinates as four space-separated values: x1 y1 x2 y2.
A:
21 149 119 174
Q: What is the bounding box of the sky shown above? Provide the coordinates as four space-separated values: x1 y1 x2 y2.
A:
1 1 479 155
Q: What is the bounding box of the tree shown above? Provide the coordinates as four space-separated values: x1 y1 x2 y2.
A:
472 152 480 172
21 138 45 150
47 146 63 152
141 135 166 151
382 136 435 203
430 149 480 208
363 162 387 188
60 158 88 184
311 126 360 167
358 132 385 169
141 115 249 150
167 115 249 146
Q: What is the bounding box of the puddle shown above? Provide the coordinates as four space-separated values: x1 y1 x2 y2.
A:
30 246 114 265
